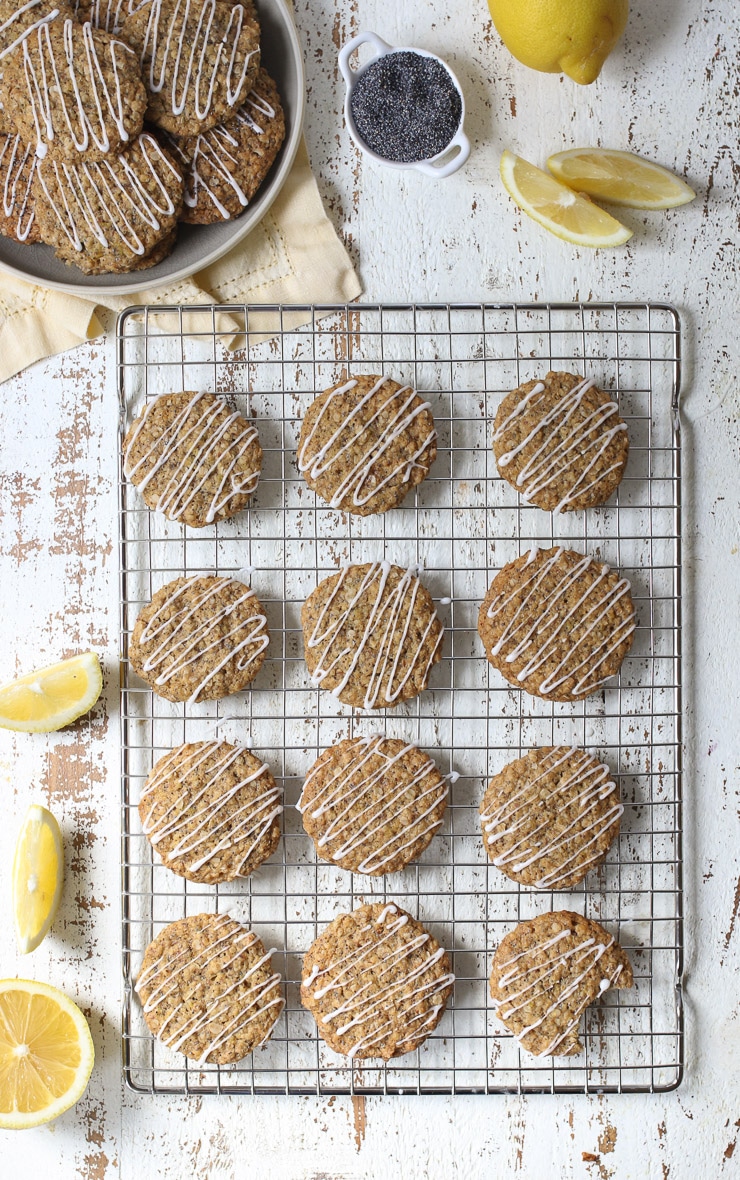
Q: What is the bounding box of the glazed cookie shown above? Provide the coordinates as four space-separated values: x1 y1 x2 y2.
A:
493 371 629 513
302 562 444 710
165 68 286 224
122 0 260 136
297 374 437 515
298 736 448 875
480 747 622 889
136 912 283 1064
71 0 149 33
301 902 454 1059
0 17 147 162
123 391 263 526
129 574 269 703
139 741 281 884
0 0 68 60
489 910 633 1057
0 134 41 243
32 132 183 274
478 546 636 701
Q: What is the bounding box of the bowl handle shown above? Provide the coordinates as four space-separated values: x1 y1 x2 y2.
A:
338 31 393 87
413 128 471 179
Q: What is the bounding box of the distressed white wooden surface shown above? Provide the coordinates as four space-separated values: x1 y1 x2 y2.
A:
0 0 738 1176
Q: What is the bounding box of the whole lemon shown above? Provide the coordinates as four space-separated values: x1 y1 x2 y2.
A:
488 0 629 85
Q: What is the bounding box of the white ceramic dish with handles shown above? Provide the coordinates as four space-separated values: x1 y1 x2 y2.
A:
338 31 470 179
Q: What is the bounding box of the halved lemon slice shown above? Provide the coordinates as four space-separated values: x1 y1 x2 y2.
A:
547 147 696 209
500 149 633 248
0 979 94 1129
0 652 102 733
12 805 64 955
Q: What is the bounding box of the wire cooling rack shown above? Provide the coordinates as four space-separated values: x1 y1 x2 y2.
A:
117 302 684 1095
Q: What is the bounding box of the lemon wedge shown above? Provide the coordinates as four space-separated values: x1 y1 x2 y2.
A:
12 805 64 955
0 979 94 1129
0 652 102 733
547 148 696 209
500 150 633 247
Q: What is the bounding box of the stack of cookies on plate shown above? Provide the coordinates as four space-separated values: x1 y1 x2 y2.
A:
0 0 285 274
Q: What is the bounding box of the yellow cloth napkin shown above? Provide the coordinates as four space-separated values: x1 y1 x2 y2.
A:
0 140 362 384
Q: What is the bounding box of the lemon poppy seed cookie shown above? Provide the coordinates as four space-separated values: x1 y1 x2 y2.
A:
478 546 636 701
489 910 633 1057
136 913 283 1064
124 391 262 526
297 374 437 515
122 0 260 136
0 134 42 243
480 747 622 889
299 736 448 875
140 741 281 883
165 68 286 224
302 562 444 710
0 18 147 162
301 903 454 1059
129 574 269 703
493 371 629 513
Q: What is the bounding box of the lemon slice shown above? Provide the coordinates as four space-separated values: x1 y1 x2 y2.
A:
547 148 696 209
0 979 94 1129
500 149 633 247
12 805 64 955
0 652 102 733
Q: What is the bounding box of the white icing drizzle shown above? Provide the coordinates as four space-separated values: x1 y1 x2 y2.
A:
20 18 138 160
481 747 623 889
0 0 60 60
137 0 258 122
180 86 276 217
136 575 269 703
135 913 283 1064
36 132 180 256
492 924 627 1056
124 391 260 522
73 0 146 34
140 741 281 875
494 377 628 513
305 905 454 1058
0 134 37 240
297 376 436 510
485 546 636 697
297 736 448 874
305 561 443 710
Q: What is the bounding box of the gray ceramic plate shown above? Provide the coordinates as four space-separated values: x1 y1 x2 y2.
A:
0 0 305 296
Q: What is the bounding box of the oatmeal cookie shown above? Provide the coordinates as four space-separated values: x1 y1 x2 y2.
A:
302 562 444 710
478 546 636 701
129 574 269 703
0 133 41 243
136 912 283 1064
299 736 448 875
297 374 437 515
301 902 454 1059
493 371 629 513
480 747 622 889
489 910 633 1057
140 741 281 883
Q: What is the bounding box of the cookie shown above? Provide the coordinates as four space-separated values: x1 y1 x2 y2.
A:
122 0 260 136
123 390 262 526
493 371 629 513
165 67 285 224
489 910 633 1057
299 736 448 875
297 374 437 515
0 17 147 162
32 132 182 273
302 561 444 710
129 574 269 703
480 747 622 889
136 912 283 1064
0 133 41 243
139 741 281 883
301 902 454 1060
0 0 67 59
71 0 149 33
478 546 636 701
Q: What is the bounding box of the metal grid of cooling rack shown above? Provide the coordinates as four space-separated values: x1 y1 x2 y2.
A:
117 302 684 1096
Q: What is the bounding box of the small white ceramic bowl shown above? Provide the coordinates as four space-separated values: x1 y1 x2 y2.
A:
339 31 470 179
